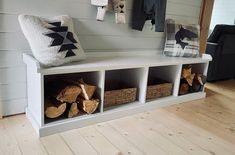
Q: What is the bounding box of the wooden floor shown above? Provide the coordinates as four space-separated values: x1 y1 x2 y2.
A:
1 80 235 155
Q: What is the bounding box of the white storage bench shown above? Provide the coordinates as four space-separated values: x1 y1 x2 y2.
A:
23 53 212 137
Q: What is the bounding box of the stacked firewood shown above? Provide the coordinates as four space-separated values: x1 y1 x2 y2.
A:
179 65 207 95
45 79 99 119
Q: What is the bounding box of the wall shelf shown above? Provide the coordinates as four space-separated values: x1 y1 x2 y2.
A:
23 53 212 137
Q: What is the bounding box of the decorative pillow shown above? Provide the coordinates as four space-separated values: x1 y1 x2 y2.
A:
18 15 86 67
164 20 200 58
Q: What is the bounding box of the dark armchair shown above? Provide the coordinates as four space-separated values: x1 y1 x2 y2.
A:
206 24 235 81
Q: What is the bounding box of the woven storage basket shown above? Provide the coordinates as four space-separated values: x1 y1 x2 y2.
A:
146 78 173 100
104 80 137 108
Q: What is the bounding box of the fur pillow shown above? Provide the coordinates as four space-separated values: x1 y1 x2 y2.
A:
18 15 86 67
164 20 200 58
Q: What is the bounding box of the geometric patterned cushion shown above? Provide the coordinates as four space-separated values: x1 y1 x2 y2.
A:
18 15 86 67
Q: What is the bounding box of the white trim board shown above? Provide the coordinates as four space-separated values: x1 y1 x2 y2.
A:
23 53 212 75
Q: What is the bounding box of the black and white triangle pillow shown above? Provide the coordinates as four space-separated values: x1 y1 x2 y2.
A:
18 15 86 67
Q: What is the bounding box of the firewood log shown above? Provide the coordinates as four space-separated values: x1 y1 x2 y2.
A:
78 98 99 114
181 65 192 79
185 73 195 86
56 85 81 103
46 81 81 103
191 74 207 92
79 84 96 100
179 83 189 95
195 74 207 85
67 102 79 118
181 65 195 86
191 80 201 92
78 79 96 100
45 98 67 118
63 78 96 100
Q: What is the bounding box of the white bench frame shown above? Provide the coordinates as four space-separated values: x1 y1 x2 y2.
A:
23 53 212 137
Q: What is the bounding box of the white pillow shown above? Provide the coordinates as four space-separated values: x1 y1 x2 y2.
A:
18 14 86 67
164 20 200 58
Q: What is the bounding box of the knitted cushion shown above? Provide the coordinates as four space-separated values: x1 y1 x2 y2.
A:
18 14 86 67
164 20 200 58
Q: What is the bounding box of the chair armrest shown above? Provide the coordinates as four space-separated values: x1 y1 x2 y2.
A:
207 42 218 45
205 42 218 57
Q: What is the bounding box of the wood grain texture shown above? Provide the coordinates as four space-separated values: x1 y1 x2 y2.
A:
79 126 121 155
60 129 98 155
3 115 48 155
95 123 145 155
40 134 74 155
0 119 22 154
199 0 214 53
0 80 235 155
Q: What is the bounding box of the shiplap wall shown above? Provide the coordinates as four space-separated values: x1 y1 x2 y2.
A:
0 0 202 116
210 0 235 30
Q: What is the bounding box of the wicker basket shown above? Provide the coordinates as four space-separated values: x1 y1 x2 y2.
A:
146 78 173 100
104 80 137 108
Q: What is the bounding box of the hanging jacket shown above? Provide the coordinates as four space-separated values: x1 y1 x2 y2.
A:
132 0 167 32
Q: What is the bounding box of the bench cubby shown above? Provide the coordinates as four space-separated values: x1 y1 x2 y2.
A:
43 71 102 124
189 63 209 77
104 68 147 110
179 63 209 96
146 65 181 101
23 53 211 137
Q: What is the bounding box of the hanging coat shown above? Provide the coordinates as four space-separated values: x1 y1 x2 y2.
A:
132 0 167 32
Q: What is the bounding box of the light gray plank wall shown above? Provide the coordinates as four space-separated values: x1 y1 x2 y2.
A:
0 0 202 115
